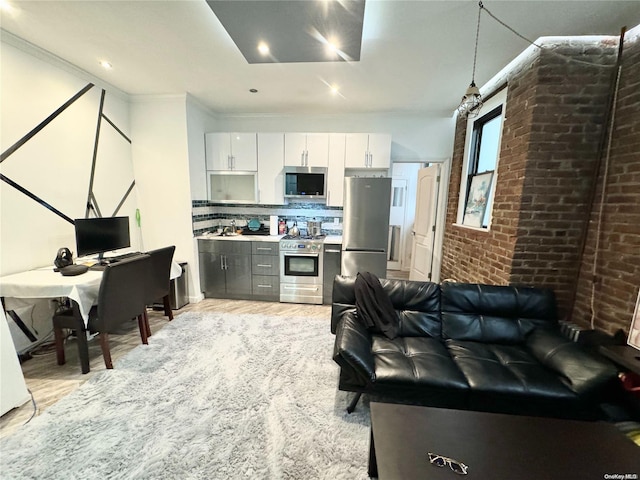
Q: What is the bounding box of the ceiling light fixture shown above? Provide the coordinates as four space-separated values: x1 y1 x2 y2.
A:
99 60 113 70
326 39 339 56
0 0 12 12
257 42 270 55
330 85 339 95
457 1 484 118
249 88 258 93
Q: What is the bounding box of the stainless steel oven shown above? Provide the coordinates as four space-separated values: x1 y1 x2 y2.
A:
279 236 324 304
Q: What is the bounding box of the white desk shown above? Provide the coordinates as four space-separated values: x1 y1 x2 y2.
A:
0 261 183 325
0 267 102 323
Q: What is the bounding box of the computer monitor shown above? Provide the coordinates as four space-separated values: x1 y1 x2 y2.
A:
74 216 131 260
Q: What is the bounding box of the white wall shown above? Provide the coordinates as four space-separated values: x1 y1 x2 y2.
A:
0 40 136 276
130 95 201 302
185 96 218 201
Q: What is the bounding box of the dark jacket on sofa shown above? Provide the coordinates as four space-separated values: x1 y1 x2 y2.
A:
331 276 618 420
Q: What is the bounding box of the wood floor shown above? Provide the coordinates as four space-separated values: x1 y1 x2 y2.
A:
0 299 331 439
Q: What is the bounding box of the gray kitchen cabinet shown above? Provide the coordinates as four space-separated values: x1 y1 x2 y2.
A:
323 244 342 304
251 241 279 301
198 240 252 299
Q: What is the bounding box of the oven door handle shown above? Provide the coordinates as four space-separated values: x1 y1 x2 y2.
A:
282 253 320 258
282 285 320 291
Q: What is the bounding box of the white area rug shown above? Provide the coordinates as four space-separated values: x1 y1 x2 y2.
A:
0 312 370 479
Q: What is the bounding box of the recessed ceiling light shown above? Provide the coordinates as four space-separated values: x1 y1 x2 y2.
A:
249 88 258 93
326 38 339 56
330 85 339 95
0 0 12 12
99 60 113 70
257 42 270 55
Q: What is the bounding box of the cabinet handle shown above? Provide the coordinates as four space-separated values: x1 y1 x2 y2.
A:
301 151 305 165
364 151 368 167
325 249 341 253
369 152 373 167
257 264 272 268
257 284 272 288
220 255 225 270
224 255 229 270
305 150 309 166
256 247 272 251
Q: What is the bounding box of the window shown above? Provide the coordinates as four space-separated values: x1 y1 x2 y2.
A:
457 89 507 229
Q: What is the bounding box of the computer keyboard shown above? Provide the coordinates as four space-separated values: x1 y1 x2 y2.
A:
87 252 143 270
109 251 143 261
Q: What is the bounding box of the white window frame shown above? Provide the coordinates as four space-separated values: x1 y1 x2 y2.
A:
455 88 508 230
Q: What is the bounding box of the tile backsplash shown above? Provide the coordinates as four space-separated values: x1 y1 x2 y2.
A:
192 200 343 236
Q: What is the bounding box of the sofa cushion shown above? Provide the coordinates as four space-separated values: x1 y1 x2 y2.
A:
331 275 442 337
372 335 469 390
446 340 577 400
441 283 558 344
385 279 441 337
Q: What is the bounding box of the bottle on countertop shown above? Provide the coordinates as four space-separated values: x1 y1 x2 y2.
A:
278 219 286 235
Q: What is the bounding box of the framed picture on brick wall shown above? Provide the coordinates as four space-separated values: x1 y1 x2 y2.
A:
462 171 494 228
629 288 640 351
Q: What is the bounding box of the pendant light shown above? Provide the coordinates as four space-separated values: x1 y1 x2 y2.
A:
457 2 484 118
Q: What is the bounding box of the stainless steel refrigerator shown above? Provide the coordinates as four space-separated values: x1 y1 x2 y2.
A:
341 177 392 278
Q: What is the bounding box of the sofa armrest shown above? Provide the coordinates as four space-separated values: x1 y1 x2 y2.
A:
333 312 376 385
526 329 618 397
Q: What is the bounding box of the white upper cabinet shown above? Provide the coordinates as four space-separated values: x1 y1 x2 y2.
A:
284 133 329 167
257 133 285 205
327 133 345 207
206 132 257 171
345 133 391 169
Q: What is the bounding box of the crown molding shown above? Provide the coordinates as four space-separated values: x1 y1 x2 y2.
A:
1 29 129 102
129 93 187 105
185 93 220 119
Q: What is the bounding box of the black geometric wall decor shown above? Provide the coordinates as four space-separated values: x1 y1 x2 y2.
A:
0 82 135 224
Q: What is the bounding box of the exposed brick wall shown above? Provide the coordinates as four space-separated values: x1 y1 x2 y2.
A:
572 33 640 334
510 44 616 319
441 61 539 287
441 37 627 324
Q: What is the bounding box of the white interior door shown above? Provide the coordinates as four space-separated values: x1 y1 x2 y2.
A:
409 165 440 281
387 178 407 270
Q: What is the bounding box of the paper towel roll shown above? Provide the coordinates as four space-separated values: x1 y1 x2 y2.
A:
269 215 278 235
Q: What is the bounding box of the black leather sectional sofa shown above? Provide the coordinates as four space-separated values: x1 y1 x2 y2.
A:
331 276 618 420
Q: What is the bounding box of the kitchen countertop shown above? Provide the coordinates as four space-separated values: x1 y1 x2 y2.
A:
197 234 343 244
196 234 282 242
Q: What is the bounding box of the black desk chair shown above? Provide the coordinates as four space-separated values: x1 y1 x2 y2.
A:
143 246 176 335
53 255 151 374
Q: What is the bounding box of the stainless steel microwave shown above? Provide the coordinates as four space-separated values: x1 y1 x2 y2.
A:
283 166 327 199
